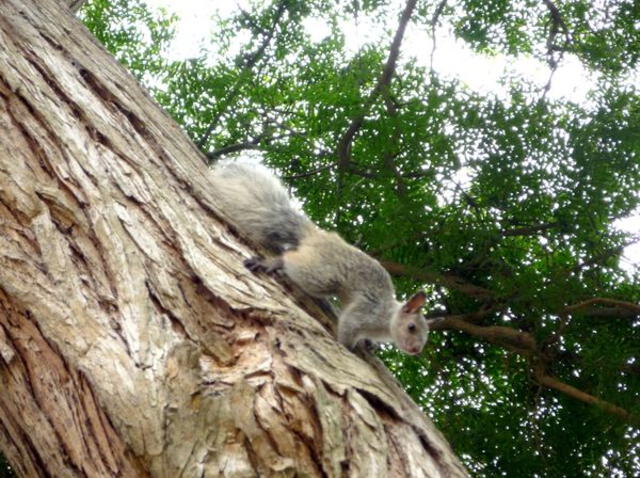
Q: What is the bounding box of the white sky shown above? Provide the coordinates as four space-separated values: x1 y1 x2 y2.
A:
144 0 639 272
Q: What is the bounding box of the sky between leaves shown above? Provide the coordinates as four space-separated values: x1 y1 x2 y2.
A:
142 0 639 275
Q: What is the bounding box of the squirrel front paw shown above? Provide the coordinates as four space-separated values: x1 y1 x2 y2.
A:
244 256 284 275
243 256 265 272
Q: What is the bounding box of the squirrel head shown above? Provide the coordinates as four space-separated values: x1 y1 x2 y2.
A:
391 291 430 355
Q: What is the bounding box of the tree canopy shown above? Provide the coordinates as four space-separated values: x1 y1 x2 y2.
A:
5 0 638 476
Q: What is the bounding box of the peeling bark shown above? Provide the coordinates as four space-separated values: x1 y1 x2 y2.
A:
0 0 469 476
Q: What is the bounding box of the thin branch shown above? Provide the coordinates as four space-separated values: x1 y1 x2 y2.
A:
623 363 640 377
378 260 495 300
346 162 385 179
206 139 263 161
197 0 288 148
539 0 571 98
565 298 640 315
571 241 631 273
427 306 638 425
335 0 418 167
429 0 447 72
540 62 560 99
573 307 639 319
237 1 288 69
282 164 334 180
433 316 536 355
542 0 570 39
432 312 639 425
540 311 571 351
542 0 571 62
500 222 558 237
205 113 311 162
556 234 640 284
533 368 639 426
426 303 498 324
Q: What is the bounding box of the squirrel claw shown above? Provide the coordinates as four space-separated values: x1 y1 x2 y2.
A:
244 256 264 272
362 339 376 351
245 256 283 275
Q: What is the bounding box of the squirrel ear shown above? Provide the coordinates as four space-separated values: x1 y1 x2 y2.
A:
402 291 427 314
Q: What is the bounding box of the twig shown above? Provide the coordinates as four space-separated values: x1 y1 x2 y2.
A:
426 303 499 324
540 311 572 352
427 302 638 425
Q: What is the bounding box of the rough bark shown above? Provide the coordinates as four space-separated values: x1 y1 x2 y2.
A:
64 0 86 14
0 0 469 476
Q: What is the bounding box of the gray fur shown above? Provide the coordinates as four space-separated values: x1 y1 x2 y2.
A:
210 159 430 355
209 161 313 252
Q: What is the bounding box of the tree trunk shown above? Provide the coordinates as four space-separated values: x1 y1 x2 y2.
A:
0 0 469 476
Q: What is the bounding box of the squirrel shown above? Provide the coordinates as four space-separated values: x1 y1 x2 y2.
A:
210 159 434 355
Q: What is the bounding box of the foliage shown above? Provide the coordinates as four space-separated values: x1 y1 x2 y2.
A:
80 0 177 81
51 1 640 477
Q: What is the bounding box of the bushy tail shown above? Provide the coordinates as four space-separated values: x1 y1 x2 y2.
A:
209 160 313 253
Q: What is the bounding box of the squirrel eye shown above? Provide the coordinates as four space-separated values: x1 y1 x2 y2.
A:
408 323 416 333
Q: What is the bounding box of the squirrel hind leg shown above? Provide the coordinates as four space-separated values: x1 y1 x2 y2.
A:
244 256 284 275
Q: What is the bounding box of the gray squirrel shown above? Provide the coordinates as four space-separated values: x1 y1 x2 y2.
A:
210 159 434 355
